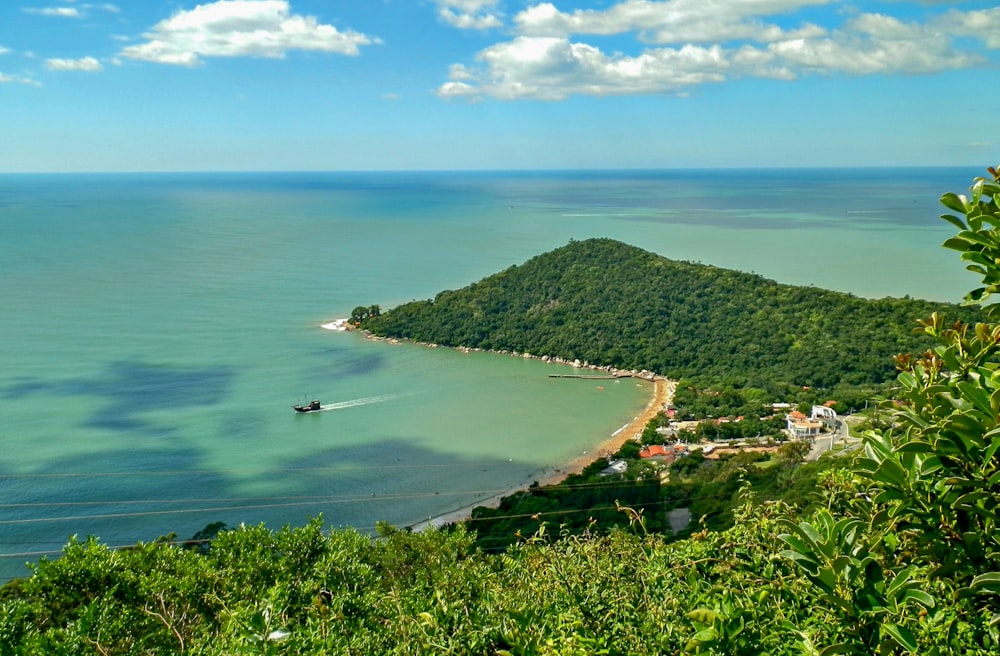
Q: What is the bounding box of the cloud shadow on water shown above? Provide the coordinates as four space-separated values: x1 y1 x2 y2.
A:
2 360 236 437
305 345 386 380
0 434 543 582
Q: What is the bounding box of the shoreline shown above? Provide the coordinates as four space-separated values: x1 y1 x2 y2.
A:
411 376 674 531
323 319 675 532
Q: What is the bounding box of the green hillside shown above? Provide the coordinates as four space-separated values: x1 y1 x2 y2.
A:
363 238 976 387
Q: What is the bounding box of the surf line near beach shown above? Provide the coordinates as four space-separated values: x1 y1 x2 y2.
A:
411 376 674 531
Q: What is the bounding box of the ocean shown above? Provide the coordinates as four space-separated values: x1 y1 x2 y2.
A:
0 168 981 581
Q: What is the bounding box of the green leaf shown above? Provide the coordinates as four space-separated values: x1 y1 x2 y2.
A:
894 441 933 455
971 571 1000 594
886 566 915 596
941 192 970 214
953 491 990 510
883 623 919 652
902 589 935 608
957 229 996 248
872 457 907 488
691 628 718 642
940 213 967 231
943 236 974 252
686 608 717 624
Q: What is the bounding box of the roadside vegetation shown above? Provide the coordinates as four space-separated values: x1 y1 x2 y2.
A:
2 169 999 654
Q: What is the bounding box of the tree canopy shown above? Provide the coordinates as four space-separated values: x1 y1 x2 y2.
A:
362 238 978 388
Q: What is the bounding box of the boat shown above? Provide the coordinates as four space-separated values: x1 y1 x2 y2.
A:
292 400 322 413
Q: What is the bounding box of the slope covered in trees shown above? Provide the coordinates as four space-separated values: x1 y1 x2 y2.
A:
363 238 977 387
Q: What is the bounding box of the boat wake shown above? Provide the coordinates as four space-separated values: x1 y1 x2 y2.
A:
315 394 396 412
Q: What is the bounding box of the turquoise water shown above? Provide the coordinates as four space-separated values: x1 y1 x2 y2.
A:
0 169 979 580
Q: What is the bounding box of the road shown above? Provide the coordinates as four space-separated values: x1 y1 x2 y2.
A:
806 413 854 461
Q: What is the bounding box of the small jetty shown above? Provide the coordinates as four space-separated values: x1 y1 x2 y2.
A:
548 373 619 379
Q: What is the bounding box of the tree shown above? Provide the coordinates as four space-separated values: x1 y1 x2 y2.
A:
349 304 381 323
775 440 810 465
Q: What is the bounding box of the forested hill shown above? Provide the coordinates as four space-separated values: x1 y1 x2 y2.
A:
363 238 977 387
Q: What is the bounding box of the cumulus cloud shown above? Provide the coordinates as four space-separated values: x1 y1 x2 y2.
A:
440 0 996 100
939 7 1000 48
436 0 503 29
767 13 981 75
514 0 831 43
439 36 740 100
119 0 376 66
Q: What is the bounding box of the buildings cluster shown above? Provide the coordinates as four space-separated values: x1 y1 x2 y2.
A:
600 403 840 477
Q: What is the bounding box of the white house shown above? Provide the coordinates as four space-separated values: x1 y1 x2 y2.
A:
811 405 838 429
786 411 823 439
599 459 629 476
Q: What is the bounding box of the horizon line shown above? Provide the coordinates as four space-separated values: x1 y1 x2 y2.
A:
0 164 987 176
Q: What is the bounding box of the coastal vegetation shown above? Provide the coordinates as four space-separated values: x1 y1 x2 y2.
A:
2 169 1000 654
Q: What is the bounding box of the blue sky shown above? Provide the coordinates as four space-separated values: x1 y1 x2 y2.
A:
1 0 998 172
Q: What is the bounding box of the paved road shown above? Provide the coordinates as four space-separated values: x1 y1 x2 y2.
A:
806 413 852 461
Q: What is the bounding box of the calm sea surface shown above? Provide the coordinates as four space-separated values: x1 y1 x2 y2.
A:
0 168 980 580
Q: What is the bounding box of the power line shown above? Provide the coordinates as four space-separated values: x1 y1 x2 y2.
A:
0 486 746 560
0 461 541 480
0 479 661 511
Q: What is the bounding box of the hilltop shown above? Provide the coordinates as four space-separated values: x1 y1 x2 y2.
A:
363 238 977 387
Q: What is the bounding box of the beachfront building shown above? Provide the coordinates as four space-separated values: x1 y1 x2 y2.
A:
599 460 629 476
811 404 838 429
786 410 823 439
639 444 688 461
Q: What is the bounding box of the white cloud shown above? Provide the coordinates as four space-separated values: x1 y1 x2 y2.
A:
24 7 82 18
23 3 119 18
438 35 733 100
0 45 10 56
440 1 995 100
45 56 102 71
119 0 376 66
0 71 41 86
939 7 1000 48
767 13 981 76
85 3 121 12
514 0 832 43
436 0 502 30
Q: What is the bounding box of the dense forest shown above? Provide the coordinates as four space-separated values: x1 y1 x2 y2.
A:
361 238 979 388
3 171 1000 654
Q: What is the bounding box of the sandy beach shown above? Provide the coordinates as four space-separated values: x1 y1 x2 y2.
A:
412 376 674 530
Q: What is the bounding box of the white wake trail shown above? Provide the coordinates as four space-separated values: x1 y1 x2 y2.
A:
318 394 395 411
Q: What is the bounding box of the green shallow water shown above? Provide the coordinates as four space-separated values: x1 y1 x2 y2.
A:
0 168 978 580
